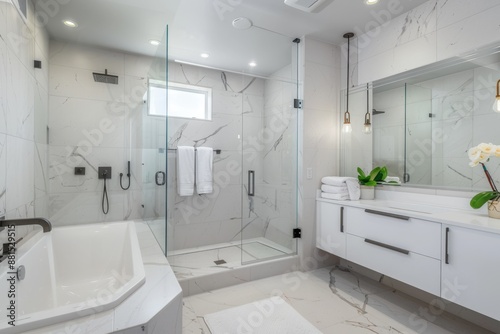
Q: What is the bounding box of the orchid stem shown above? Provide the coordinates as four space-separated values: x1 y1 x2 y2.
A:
481 163 498 192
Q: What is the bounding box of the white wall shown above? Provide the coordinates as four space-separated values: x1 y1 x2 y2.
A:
0 1 49 243
299 38 341 269
47 40 155 226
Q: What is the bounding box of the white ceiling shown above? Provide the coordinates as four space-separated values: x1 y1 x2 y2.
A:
34 0 430 75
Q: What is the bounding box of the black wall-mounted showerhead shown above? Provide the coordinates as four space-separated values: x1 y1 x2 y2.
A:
372 109 386 115
93 69 118 85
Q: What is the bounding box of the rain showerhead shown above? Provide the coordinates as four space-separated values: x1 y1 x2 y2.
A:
93 69 118 85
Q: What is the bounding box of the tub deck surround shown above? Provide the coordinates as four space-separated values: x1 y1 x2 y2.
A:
1 222 182 334
0 221 146 333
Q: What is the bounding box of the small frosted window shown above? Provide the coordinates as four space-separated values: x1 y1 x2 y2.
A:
148 80 212 120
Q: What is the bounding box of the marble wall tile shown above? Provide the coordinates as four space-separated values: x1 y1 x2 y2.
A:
437 5 500 61
49 64 125 102
0 134 5 216
5 48 35 140
5 2 34 76
357 0 437 62
0 40 6 135
437 0 500 30
48 96 127 148
49 40 125 74
6 135 34 211
34 83 48 144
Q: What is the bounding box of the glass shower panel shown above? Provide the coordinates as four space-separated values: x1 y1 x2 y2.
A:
404 83 432 185
142 27 168 254
240 40 299 264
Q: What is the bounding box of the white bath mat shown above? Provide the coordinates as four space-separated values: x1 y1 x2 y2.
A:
204 296 322 334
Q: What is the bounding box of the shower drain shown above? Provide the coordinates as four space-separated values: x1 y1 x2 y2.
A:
214 260 226 265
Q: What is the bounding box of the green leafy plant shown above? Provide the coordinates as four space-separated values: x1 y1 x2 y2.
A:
357 166 387 187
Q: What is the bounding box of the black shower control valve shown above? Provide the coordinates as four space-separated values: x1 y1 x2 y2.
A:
74 167 86 175
98 167 112 179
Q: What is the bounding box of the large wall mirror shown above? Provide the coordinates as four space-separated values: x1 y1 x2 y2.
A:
342 43 500 192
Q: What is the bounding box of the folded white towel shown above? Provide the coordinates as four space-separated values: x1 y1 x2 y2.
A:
177 146 195 196
321 184 349 194
345 178 361 200
321 192 350 201
321 176 357 187
196 147 213 194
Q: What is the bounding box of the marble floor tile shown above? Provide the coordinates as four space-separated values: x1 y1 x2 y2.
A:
183 266 495 334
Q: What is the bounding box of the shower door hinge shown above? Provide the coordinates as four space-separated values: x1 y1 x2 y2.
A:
293 228 302 239
294 99 303 109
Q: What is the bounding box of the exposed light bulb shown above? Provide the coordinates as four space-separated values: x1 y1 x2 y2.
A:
363 124 372 134
495 98 500 113
342 123 352 134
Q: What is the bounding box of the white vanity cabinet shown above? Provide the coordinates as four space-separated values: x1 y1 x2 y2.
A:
442 225 500 321
316 200 346 258
345 207 441 295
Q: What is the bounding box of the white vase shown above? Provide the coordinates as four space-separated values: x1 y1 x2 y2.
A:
360 186 375 200
488 200 500 219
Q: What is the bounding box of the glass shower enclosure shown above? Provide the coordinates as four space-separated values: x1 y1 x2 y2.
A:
160 30 300 278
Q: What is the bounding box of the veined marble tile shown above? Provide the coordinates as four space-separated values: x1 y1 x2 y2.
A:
49 64 125 102
213 90 243 115
437 7 500 62
48 96 126 148
243 93 265 118
49 40 125 74
358 0 437 62
0 39 7 135
0 134 5 216
6 135 34 211
5 2 34 77
5 48 35 140
34 82 48 144
34 42 49 92
437 0 500 30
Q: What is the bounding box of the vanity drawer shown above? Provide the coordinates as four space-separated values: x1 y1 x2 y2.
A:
346 234 441 295
345 207 441 259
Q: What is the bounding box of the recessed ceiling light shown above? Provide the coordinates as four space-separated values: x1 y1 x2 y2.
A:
149 40 161 46
200 53 210 58
249 61 257 67
63 20 78 28
365 0 379 5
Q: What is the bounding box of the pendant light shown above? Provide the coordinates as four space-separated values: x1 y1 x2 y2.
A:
342 32 354 134
363 83 372 134
495 79 500 112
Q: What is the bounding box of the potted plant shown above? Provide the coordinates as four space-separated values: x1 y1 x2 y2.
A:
357 166 387 200
468 143 500 218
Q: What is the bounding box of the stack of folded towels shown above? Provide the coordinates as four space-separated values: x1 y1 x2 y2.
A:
321 176 360 201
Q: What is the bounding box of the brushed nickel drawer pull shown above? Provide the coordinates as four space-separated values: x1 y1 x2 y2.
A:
364 238 410 255
365 209 410 221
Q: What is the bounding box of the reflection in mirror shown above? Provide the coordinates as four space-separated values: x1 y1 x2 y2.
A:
372 44 500 191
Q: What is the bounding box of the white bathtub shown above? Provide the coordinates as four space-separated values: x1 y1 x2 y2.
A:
0 221 146 334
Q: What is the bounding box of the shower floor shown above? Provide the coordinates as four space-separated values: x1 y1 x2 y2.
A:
168 238 293 280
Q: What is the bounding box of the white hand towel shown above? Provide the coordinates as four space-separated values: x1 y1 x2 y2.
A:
321 176 356 187
345 178 361 200
196 147 213 194
177 146 195 196
321 184 349 194
321 192 350 201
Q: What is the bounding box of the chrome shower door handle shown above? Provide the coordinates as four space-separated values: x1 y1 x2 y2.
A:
248 170 255 196
155 171 166 186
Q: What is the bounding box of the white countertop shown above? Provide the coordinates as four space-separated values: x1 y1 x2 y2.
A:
317 196 500 235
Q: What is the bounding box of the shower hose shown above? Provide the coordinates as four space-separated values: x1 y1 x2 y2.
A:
102 177 109 214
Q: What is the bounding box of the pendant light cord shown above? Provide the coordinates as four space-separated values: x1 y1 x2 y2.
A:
346 36 350 111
